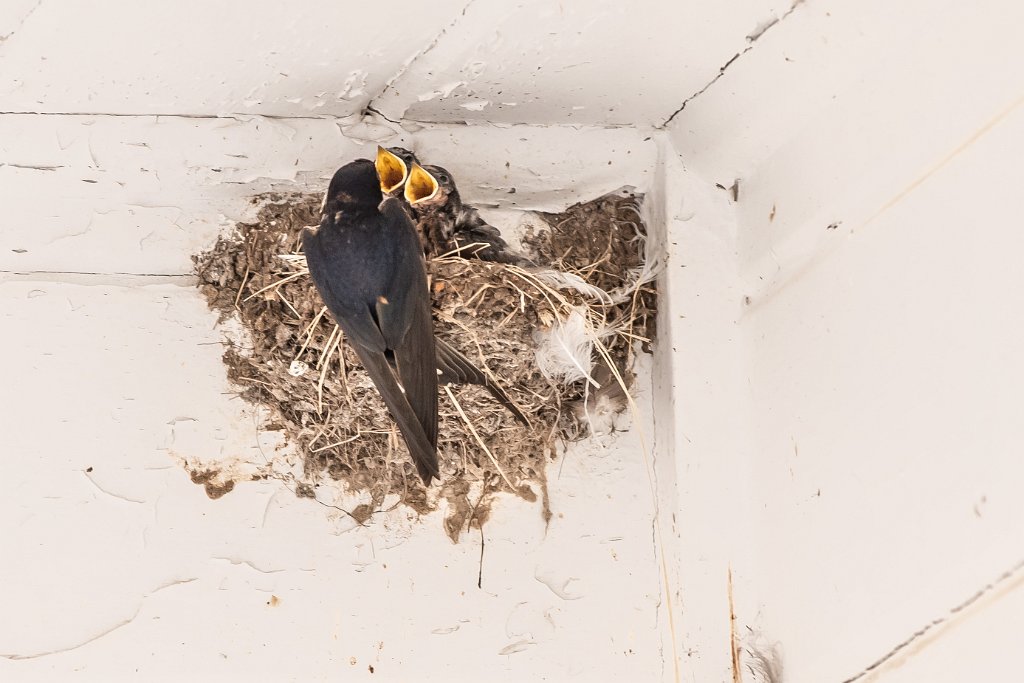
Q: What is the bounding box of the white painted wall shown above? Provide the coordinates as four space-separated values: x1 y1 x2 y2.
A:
0 0 468 117
0 0 788 125
4 0 1024 680
667 0 1024 681
370 0 793 126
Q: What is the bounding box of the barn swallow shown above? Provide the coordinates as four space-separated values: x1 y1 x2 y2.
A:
404 163 530 265
306 159 527 483
303 159 440 483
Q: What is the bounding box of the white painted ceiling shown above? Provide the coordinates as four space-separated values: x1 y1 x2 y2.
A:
0 0 792 126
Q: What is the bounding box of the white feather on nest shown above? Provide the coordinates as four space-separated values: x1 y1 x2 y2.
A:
531 269 613 304
608 220 663 305
532 305 603 388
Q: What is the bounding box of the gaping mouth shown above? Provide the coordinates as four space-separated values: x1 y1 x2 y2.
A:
375 146 408 194
404 163 439 205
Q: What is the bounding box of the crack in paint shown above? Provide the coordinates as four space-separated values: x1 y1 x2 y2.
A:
364 0 480 120
364 105 400 125
0 110 334 121
1 609 142 661
82 471 146 504
0 0 43 44
0 271 197 290
211 557 287 574
660 0 807 128
498 638 535 655
746 15 781 43
840 556 1024 683
0 578 197 660
1 162 63 171
0 270 193 278
0 109 641 133
660 51 742 129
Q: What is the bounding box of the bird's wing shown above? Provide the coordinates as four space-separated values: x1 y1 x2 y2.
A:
302 226 387 352
387 294 439 455
349 340 439 483
375 198 425 342
435 338 529 426
373 199 440 475
452 205 535 265
454 205 505 241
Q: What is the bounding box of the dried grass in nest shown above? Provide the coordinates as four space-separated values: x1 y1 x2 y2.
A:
193 191 657 539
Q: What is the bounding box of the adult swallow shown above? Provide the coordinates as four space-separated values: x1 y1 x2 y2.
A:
404 162 530 265
303 159 440 483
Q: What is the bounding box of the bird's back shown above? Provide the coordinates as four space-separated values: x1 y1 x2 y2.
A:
303 198 440 482
306 214 388 302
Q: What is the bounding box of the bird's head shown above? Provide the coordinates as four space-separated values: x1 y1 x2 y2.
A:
404 163 458 210
322 159 383 219
375 146 419 196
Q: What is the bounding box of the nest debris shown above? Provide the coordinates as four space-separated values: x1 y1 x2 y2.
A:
193 191 657 539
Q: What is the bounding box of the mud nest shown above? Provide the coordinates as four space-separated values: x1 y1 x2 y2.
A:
194 190 657 537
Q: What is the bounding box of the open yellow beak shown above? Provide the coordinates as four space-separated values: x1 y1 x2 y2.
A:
375 146 408 194
404 163 439 205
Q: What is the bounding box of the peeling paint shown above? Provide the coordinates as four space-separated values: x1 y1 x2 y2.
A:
498 639 535 655
534 570 583 601
416 81 467 102
459 99 490 111
336 69 369 101
367 0 481 119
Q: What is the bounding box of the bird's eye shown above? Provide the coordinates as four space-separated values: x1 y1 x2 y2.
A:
439 174 449 183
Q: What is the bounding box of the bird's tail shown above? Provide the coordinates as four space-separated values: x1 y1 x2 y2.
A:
352 345 440 484
435 338 530 426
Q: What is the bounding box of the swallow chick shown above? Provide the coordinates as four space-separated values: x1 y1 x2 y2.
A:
375 146 446 254
303 159 440 483
404 163 531 265
375 146 445 255
375 145 419 198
